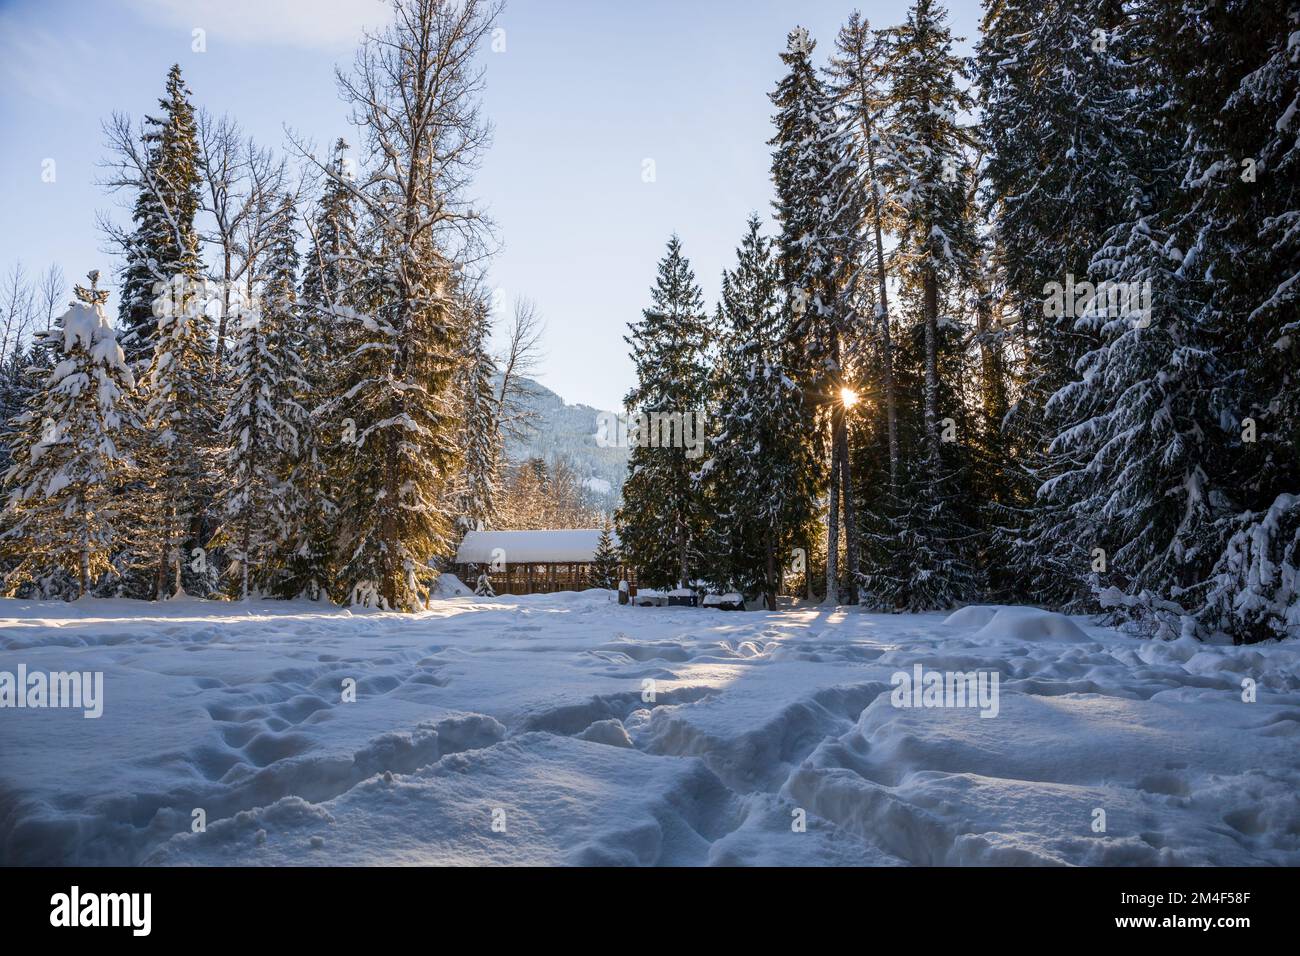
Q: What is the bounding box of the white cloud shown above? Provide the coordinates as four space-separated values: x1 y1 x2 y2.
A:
126 0 392 50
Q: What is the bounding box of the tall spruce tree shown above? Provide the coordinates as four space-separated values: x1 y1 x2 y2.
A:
329 204 461 609
828 11 901 490
453 286 501 534
769 25 865 602
1192 0 1300 642
1088 0 1300 642
616 236 711 589
1038 2 1226 630
862 0 982 610
703 215 815 608
117 65 203 366
2 273 137 598
327 0 497 609
285 139 363 600
139 271 218 598
974 0 1145 607
213 196 305 600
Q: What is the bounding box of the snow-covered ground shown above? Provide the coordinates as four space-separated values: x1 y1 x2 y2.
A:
2 590 1297 866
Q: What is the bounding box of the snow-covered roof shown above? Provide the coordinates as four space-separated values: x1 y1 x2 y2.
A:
454 529 618 564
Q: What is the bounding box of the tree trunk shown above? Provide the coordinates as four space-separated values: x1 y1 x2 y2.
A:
214 248 232 375
837 418 859 605
240 518 251 601
678 521 690 591
825 416 841 606
155 505 172 600
866 134 899 487
240 414 260 602
173 528 183 595
976 284 1007 438
923 266 941 462
764 530 777 612
380 427 402 609
78 509 89 598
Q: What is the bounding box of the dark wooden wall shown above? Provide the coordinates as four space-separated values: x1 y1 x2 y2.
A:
455 563 626 595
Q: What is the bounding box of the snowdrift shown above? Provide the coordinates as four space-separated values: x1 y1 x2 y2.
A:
2 594 1296 866
945 604 1090 642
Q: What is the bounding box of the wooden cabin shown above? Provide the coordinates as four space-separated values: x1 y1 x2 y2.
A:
453 529 624 595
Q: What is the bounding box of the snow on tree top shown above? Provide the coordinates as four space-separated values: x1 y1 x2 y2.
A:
58 302 107 351
49 301 129 371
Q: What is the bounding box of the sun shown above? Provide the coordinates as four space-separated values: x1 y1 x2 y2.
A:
839 386 860 409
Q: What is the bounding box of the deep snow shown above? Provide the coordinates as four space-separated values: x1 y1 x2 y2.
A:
1 591 1297 866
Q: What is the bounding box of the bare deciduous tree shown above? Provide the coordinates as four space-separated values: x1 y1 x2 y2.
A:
323 0 504 609
96 112 190 278
0 262 37 364
197 110 251 367
494 296 544 442
197 111 299 372
35 264 66 332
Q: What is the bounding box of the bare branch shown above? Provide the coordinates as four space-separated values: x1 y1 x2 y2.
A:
495 296 545 442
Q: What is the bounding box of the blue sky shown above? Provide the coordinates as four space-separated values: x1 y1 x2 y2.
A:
0 0 979 410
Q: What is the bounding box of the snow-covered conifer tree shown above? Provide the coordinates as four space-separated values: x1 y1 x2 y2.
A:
213 196 305 599
115 65 203 366
769 25 867 603
138 271 217 598
827 11 901 490
275 140 365 600
858 0 982 610
1067 0 1300 641
616 237 711 589
703 215 814 608
1193 0 1300 642
2 272 137 597
974 0 1147 607
588 521 622 590
453 287 501 534
328 0 498 610
1036 2 1225 625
